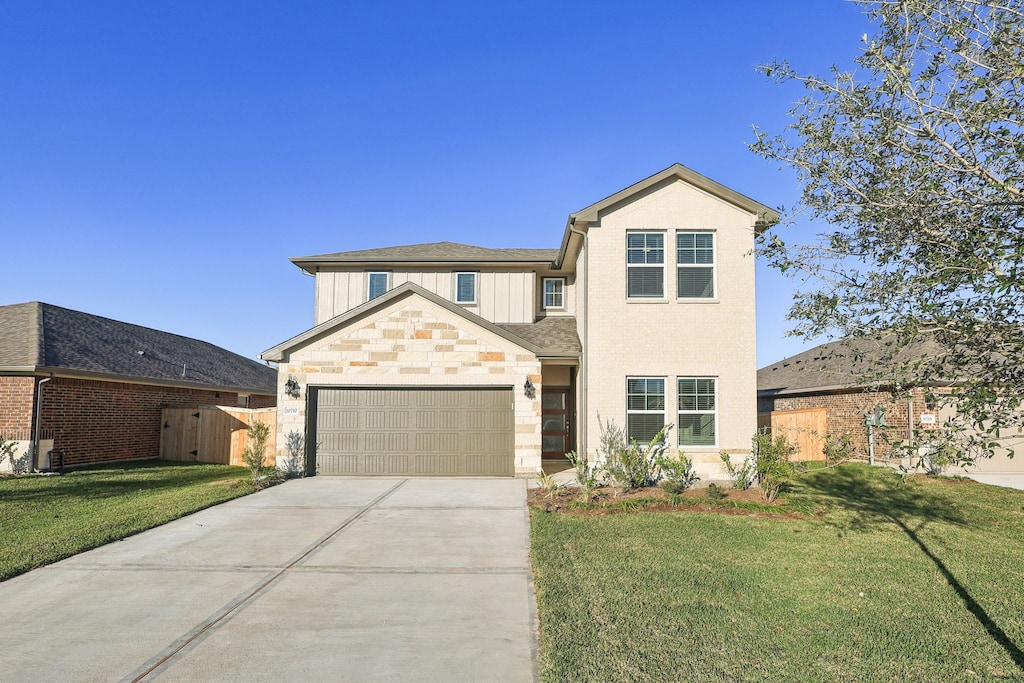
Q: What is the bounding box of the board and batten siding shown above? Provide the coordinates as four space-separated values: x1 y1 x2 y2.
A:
314 269 537 324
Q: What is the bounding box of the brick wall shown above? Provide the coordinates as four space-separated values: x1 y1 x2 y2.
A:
39 377 245 467
0 376 36 440
248 393 277 409
760 387 940 461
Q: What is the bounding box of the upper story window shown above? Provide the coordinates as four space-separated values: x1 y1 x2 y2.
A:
677 232 715 299
367 272 390 300
454 272 477 304
626 232 664 299
543 278 565 310
626 377 666 443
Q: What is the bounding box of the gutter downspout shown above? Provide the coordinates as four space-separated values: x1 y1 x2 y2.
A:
567 220 589 459
31 374 53 473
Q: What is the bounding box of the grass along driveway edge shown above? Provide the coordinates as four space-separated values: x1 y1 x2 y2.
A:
530 464 1024 682
0 460 258 581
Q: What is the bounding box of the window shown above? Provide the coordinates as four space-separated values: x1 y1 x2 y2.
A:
454 272 477 304
543 278 565 309
626 377 665 443
626 232 664 298
678 377 716 446
677 232 715 298
367 272 390 300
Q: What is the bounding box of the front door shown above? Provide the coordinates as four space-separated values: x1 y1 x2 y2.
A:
542 387 571 459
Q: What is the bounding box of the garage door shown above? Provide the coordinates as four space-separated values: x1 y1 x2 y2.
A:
312 387 515 476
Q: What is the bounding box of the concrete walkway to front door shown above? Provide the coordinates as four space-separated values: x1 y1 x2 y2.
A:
0 478 538 682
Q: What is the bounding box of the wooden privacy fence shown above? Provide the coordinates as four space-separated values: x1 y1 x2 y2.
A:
160 406 277 467
761 407 827 462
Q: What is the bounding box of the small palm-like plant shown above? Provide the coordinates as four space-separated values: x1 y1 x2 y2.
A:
566 450 599 502
536 469 560 498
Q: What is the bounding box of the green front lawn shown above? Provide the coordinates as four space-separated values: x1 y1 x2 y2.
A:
0 460 255 581
531 464 1024 682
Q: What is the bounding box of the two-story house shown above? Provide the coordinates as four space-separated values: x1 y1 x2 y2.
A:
261 164 778 478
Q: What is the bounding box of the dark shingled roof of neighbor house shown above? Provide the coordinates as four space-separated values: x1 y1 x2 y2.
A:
758 336 947 396
291 242 559 267
0 301 277 393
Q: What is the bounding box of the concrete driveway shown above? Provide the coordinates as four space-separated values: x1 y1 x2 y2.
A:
0 478 538 682
965 473 1024 491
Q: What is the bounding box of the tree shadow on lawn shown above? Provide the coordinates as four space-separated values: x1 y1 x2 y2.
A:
790 465 1024 672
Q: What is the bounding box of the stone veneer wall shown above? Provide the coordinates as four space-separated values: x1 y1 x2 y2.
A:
273 296 543 476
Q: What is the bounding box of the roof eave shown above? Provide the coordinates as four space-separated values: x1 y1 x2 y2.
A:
573 163 780 227
0 365 41 375
261 282 546 361
554 163 779 269
0 366 275 395
291 257 556 274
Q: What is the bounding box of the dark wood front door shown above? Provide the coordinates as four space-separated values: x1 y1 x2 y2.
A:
542 387 571 459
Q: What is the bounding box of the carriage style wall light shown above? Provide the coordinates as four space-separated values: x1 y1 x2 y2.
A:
285 376 302 399
523 377 535 399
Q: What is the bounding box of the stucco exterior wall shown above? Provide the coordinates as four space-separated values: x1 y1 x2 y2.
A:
580 178 759 478
275 293 542 475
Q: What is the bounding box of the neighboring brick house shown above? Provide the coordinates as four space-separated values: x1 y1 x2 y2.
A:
758 338 1024 474
262 163 778 478
0 302 277 471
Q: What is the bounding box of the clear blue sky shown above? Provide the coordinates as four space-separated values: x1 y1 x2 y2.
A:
1 1 873 366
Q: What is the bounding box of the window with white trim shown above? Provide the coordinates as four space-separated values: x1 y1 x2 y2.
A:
454 272 477 304
543 278 565 310
678 377 717 446
626 377 666 443
676 232 715 299
626 232 664 298
367 272 390 300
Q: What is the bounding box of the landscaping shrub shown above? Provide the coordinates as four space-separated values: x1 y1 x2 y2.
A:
284 430 305 476
705 482 726 500
536 469 560 498
565 450 599 501
655 453 699 494
597 416 670 491
823 432 855 464
241 420 273 486
720 452 756 490
752 428 797 502
0 435 17 473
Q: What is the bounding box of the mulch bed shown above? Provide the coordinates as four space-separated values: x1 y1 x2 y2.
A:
527 484 805 519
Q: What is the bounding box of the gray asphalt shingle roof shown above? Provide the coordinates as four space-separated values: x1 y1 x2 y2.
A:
757 336 946 396
496 317 581 356
292 241 559 265
0 302 276 393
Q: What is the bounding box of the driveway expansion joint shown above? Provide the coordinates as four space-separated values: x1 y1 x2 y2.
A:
124 479 409 683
